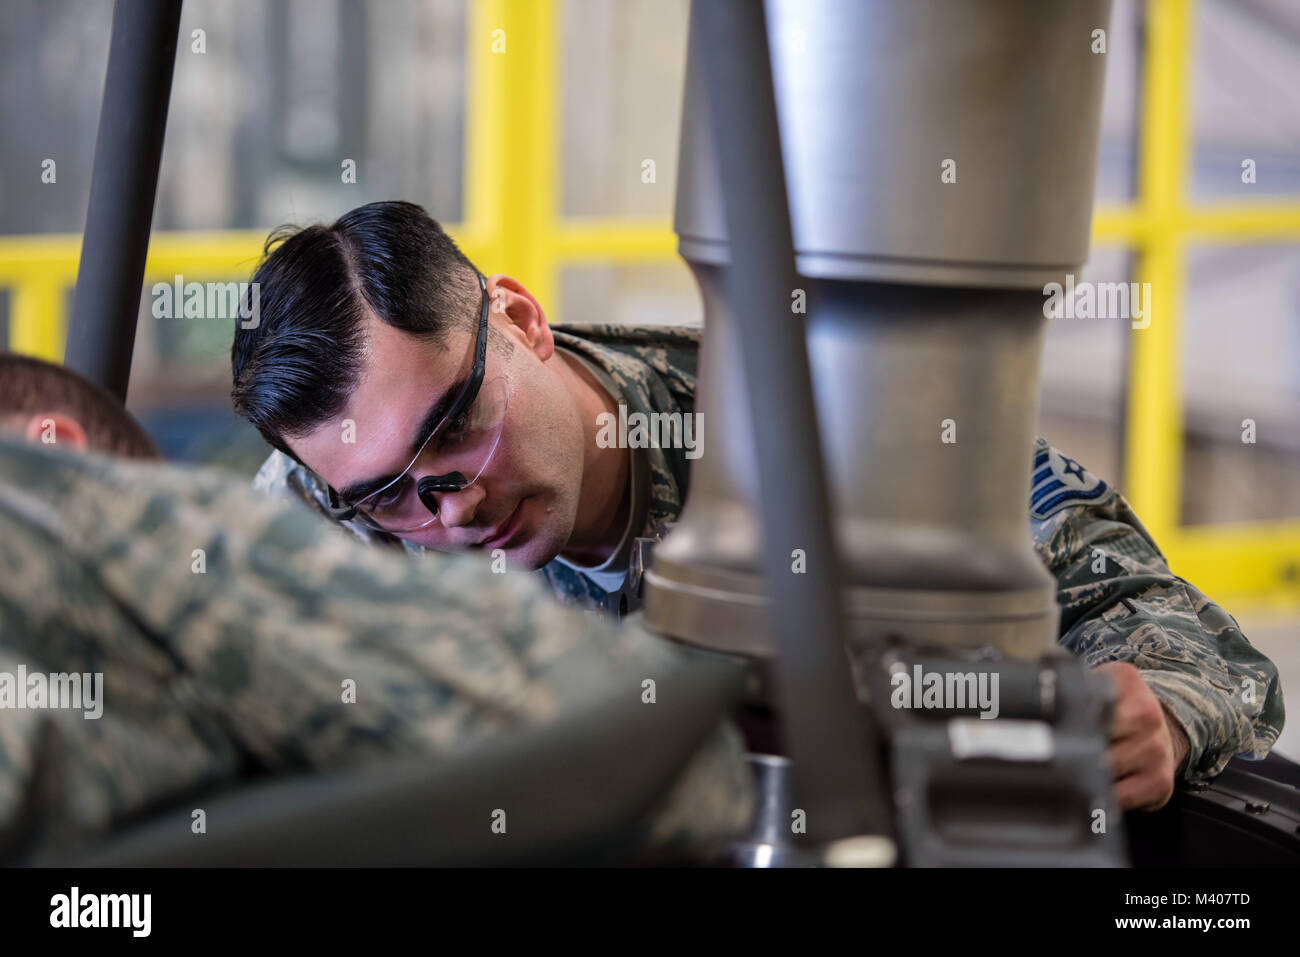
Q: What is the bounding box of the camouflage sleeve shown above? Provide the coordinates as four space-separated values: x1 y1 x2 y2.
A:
1030 438 1285 784
251 447 324 508
0 442 752 860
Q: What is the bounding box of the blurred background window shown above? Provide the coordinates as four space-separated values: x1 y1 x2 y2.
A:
0 0 467 472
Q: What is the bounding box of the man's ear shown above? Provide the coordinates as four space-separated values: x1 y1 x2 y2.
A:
24 411 88 450
487 274 553 361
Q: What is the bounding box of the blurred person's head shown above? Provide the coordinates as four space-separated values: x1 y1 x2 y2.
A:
230 201 594 570
0 353 160 459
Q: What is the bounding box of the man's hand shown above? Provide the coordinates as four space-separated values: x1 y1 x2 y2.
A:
1093 661 1190 811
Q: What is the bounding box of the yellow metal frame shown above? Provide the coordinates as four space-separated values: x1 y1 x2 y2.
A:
2 0 1299 607
1112 0 1300 611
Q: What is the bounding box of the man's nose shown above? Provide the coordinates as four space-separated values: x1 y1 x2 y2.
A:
430 482 486 529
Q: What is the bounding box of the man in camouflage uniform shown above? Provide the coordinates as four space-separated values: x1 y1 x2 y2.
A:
0 356 752 864
250 321 698 611
232 202 1283 813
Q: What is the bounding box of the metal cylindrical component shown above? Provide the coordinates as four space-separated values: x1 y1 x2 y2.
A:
646 0 1110 666
691 0 890 847
647 273 1062 660
676 0 1111 288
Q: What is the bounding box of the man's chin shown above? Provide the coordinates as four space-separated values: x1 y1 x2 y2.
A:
492 527 566 571
504 498 576 570
512 539 565 571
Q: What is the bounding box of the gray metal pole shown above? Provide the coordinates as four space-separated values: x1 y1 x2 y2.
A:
692 0 888 846
64 0 183 401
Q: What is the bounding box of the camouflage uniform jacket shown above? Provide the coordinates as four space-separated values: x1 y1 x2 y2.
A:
0 438 753 862
252 325 1284 786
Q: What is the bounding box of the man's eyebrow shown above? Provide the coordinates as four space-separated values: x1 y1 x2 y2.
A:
336 375 469 504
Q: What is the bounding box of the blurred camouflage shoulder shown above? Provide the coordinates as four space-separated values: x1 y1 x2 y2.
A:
252 447 410 551
0 438 751 861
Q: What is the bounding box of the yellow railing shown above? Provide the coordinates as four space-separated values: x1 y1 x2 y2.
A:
1119 0 1300 612
2 0 1300 609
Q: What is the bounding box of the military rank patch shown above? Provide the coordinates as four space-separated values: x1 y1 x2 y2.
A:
1030 446 1114 519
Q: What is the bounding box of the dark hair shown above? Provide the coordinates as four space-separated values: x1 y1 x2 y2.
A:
230 201 481 456
0 353 160 459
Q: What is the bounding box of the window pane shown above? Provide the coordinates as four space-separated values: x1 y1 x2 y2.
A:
1095 0 1143 204
159 0 467 229
1037 246 1133 482
559 262 698 327
0 0 468 235
0 0 111 234
1191 0 1300 199
560 0 688 218
1179 243 1300 524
